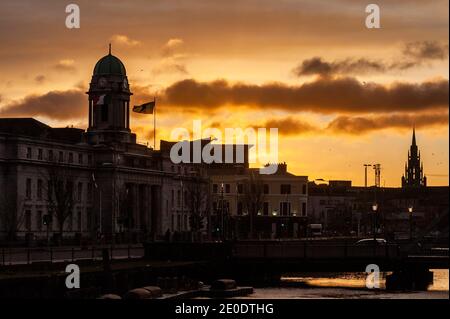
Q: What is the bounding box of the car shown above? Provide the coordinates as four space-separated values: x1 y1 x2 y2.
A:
355 238 387 245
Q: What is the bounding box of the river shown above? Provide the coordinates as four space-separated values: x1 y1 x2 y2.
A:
236 269 449 299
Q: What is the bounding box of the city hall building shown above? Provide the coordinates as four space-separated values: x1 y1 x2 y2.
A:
0 51 309 244
0 51 196 244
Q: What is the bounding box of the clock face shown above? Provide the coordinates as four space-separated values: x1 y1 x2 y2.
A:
98 77 107 88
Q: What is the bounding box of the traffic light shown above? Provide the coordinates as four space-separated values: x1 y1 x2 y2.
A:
43 214 52 225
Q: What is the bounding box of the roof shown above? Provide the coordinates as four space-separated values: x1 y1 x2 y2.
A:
0 118 84 144
0 118 50 137
93 53 127 76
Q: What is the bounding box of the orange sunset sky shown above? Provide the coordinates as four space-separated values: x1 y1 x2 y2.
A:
0 0 448 186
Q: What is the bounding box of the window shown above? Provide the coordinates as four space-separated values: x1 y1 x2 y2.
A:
184 214 188 231
36 210 43 231
302 184 307 195
68 152 73 163
86 209 93 232
88 155 92 165
302 202 307 217
225 184 230 193
67 211 73 231
78 153 83 164
237 184 244 194
47 180 53 200
212 184 218 194
77 182 83 201
280 184 291 194
77 210 82 231
48 150 54 161
38 149 43 160
37 179 43 199
25 210 31 231
26 178 32 199
237 202 243 215
101 103 108 122
280 202 291 216
87 183 93 202
58 151 64 162
171 189 174 206
263 202 269 216
263 184 269 194
177 190 181 207
26 147 32 159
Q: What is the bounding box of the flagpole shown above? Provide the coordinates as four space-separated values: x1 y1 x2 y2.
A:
153 97 156 150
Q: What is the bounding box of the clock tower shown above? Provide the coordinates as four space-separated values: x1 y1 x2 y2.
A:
85 46 136 145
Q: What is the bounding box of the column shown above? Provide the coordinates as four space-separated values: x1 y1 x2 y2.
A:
126 101 130 129
88 100 93 128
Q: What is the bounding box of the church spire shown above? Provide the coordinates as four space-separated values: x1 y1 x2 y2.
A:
412 125 416 146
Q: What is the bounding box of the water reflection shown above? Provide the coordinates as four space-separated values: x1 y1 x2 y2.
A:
281 269 448 291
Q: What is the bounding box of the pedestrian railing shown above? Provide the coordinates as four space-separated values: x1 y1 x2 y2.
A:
0 245 144 266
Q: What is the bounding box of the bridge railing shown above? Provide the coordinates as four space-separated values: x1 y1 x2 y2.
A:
232 242 401 259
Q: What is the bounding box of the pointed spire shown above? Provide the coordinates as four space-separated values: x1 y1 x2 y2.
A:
109 43 112 55
412 125 416 146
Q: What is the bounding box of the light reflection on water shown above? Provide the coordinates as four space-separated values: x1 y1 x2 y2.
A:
281 269 448 291
241 269 449 299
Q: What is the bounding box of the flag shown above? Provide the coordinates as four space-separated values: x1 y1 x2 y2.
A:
93 94 108 106
133 100 155 114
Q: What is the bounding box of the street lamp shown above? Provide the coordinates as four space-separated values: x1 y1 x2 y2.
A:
408 206 413 240
220 182 225 241
372 203 378 242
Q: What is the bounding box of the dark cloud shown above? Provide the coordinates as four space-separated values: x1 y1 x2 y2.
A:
327 112 449 134
403 41 449 61
0 89 86 120
293 41 449 76
293 57 386 76
34 75 46 84
263 117 317 135
160 77 448 114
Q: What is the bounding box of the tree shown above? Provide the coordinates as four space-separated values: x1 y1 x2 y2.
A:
185 174 209 242
116 184 133 240
243 171 265 239
0 195 26 243
45 164 76 244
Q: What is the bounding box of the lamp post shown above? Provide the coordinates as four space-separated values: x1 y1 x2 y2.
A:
221 182 225 241
408 206 413 241
372 203 378 242
372 203 378 256
180 179 184 232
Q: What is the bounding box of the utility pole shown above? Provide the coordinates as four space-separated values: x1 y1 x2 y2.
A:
364 164 372 187
373 164 381 188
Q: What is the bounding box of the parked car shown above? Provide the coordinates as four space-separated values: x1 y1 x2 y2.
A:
355 238 387 245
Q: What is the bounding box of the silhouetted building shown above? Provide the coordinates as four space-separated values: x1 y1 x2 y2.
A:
402 127 427 188
0 49 197 244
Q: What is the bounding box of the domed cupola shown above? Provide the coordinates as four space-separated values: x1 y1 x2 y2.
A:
93 53 127 76
85 45 136 145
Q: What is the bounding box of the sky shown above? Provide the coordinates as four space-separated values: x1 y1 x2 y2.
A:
0 0 448 186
